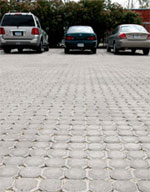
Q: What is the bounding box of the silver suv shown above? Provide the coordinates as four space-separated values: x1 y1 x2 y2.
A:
0 12 49 53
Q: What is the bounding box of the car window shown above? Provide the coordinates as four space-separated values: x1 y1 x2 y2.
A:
120 25 147 33
67 26 94 33
1 15 35 27
36 18 41 28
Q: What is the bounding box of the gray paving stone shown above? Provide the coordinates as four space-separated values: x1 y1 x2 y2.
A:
24 156 45 167
69 143 86 150
33 141 50 148
0 166 19 177
113 181 138 192
39 179 62 192
4 157 24 166
121 136 139 143
137 181 150 192
42 167 64 179
127 151 145 159
14 178 38 192
88 151 105 159
52 142 68 149
106 143 122 151
65 168 86 179
0 177 14 191
10 147 29 157
104 136 120 143
109 159 129 169
20 166 41 178
45 158 65 167
134 169 150 179
29 148 47 156
107 151 126 159
71 136 85 143
88 169 109 180
89 180 112 192
110 169 133 180
63 180 87 192
48 149 68 158
88 159 107 168
124 143 141 151
69 150 87 159
88 143 105 150
67 158 88 168
130 159 149 169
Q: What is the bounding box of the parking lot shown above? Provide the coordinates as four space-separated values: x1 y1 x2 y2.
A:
0 48 150 192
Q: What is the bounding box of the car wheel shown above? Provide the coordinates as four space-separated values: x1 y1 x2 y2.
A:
143 48 149 55
113 43 119 54
3 48 11 53
37 40 44 53
91 48 97 54
131 49 136 54
64 48 69 54
44 45 49 52
18 48 23 53
107 44 111 52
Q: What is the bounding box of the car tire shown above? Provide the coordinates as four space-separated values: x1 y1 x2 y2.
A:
91 48 97 54
131 49 136 54
64 48 69 54
113 43 119 54
107 44 111 52
44 45 49 52
143 48 149 55
3 48 11 53
37 40 44 53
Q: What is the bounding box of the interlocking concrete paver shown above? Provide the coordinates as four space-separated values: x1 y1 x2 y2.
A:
113 181 138 192
1 49 150 191
39 179 62 192
63 180 87 192
137 181 150 192
110 169 133 180
89 180 112 192
20 166 42 178
14 178 38 192
42 167 64 179
0 177 14 191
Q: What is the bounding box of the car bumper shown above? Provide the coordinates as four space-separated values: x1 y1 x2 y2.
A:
65 40 97 49
117 39 150 49
0 36 40 49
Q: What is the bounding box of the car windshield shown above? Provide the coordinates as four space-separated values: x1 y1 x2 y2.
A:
67 26 94 33
1 15 35 26
120 25 147 33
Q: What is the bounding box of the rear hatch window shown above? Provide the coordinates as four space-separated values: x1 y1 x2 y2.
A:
1 15 35 27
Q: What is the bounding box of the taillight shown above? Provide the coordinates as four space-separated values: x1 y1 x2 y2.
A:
65 36 73 40
0 27 5 35
88 36 96 40
148 34 150 39
32 28 39 35
119 33 127 39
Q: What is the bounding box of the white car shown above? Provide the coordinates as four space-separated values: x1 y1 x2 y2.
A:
0 12 49 53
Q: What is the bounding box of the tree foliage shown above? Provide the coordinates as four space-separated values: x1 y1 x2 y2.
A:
0 0 142 47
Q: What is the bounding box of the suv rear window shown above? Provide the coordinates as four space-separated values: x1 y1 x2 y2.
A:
1 15 35 27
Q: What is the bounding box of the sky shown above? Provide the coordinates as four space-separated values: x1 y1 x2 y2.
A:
111 0 139 8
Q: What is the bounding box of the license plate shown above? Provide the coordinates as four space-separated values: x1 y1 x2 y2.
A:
14 32 23 36
134 35 141 39
77 43 84 47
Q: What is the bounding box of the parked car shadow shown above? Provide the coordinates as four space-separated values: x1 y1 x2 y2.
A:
63 50 94 55
7 49 42 54
109 50 145 56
